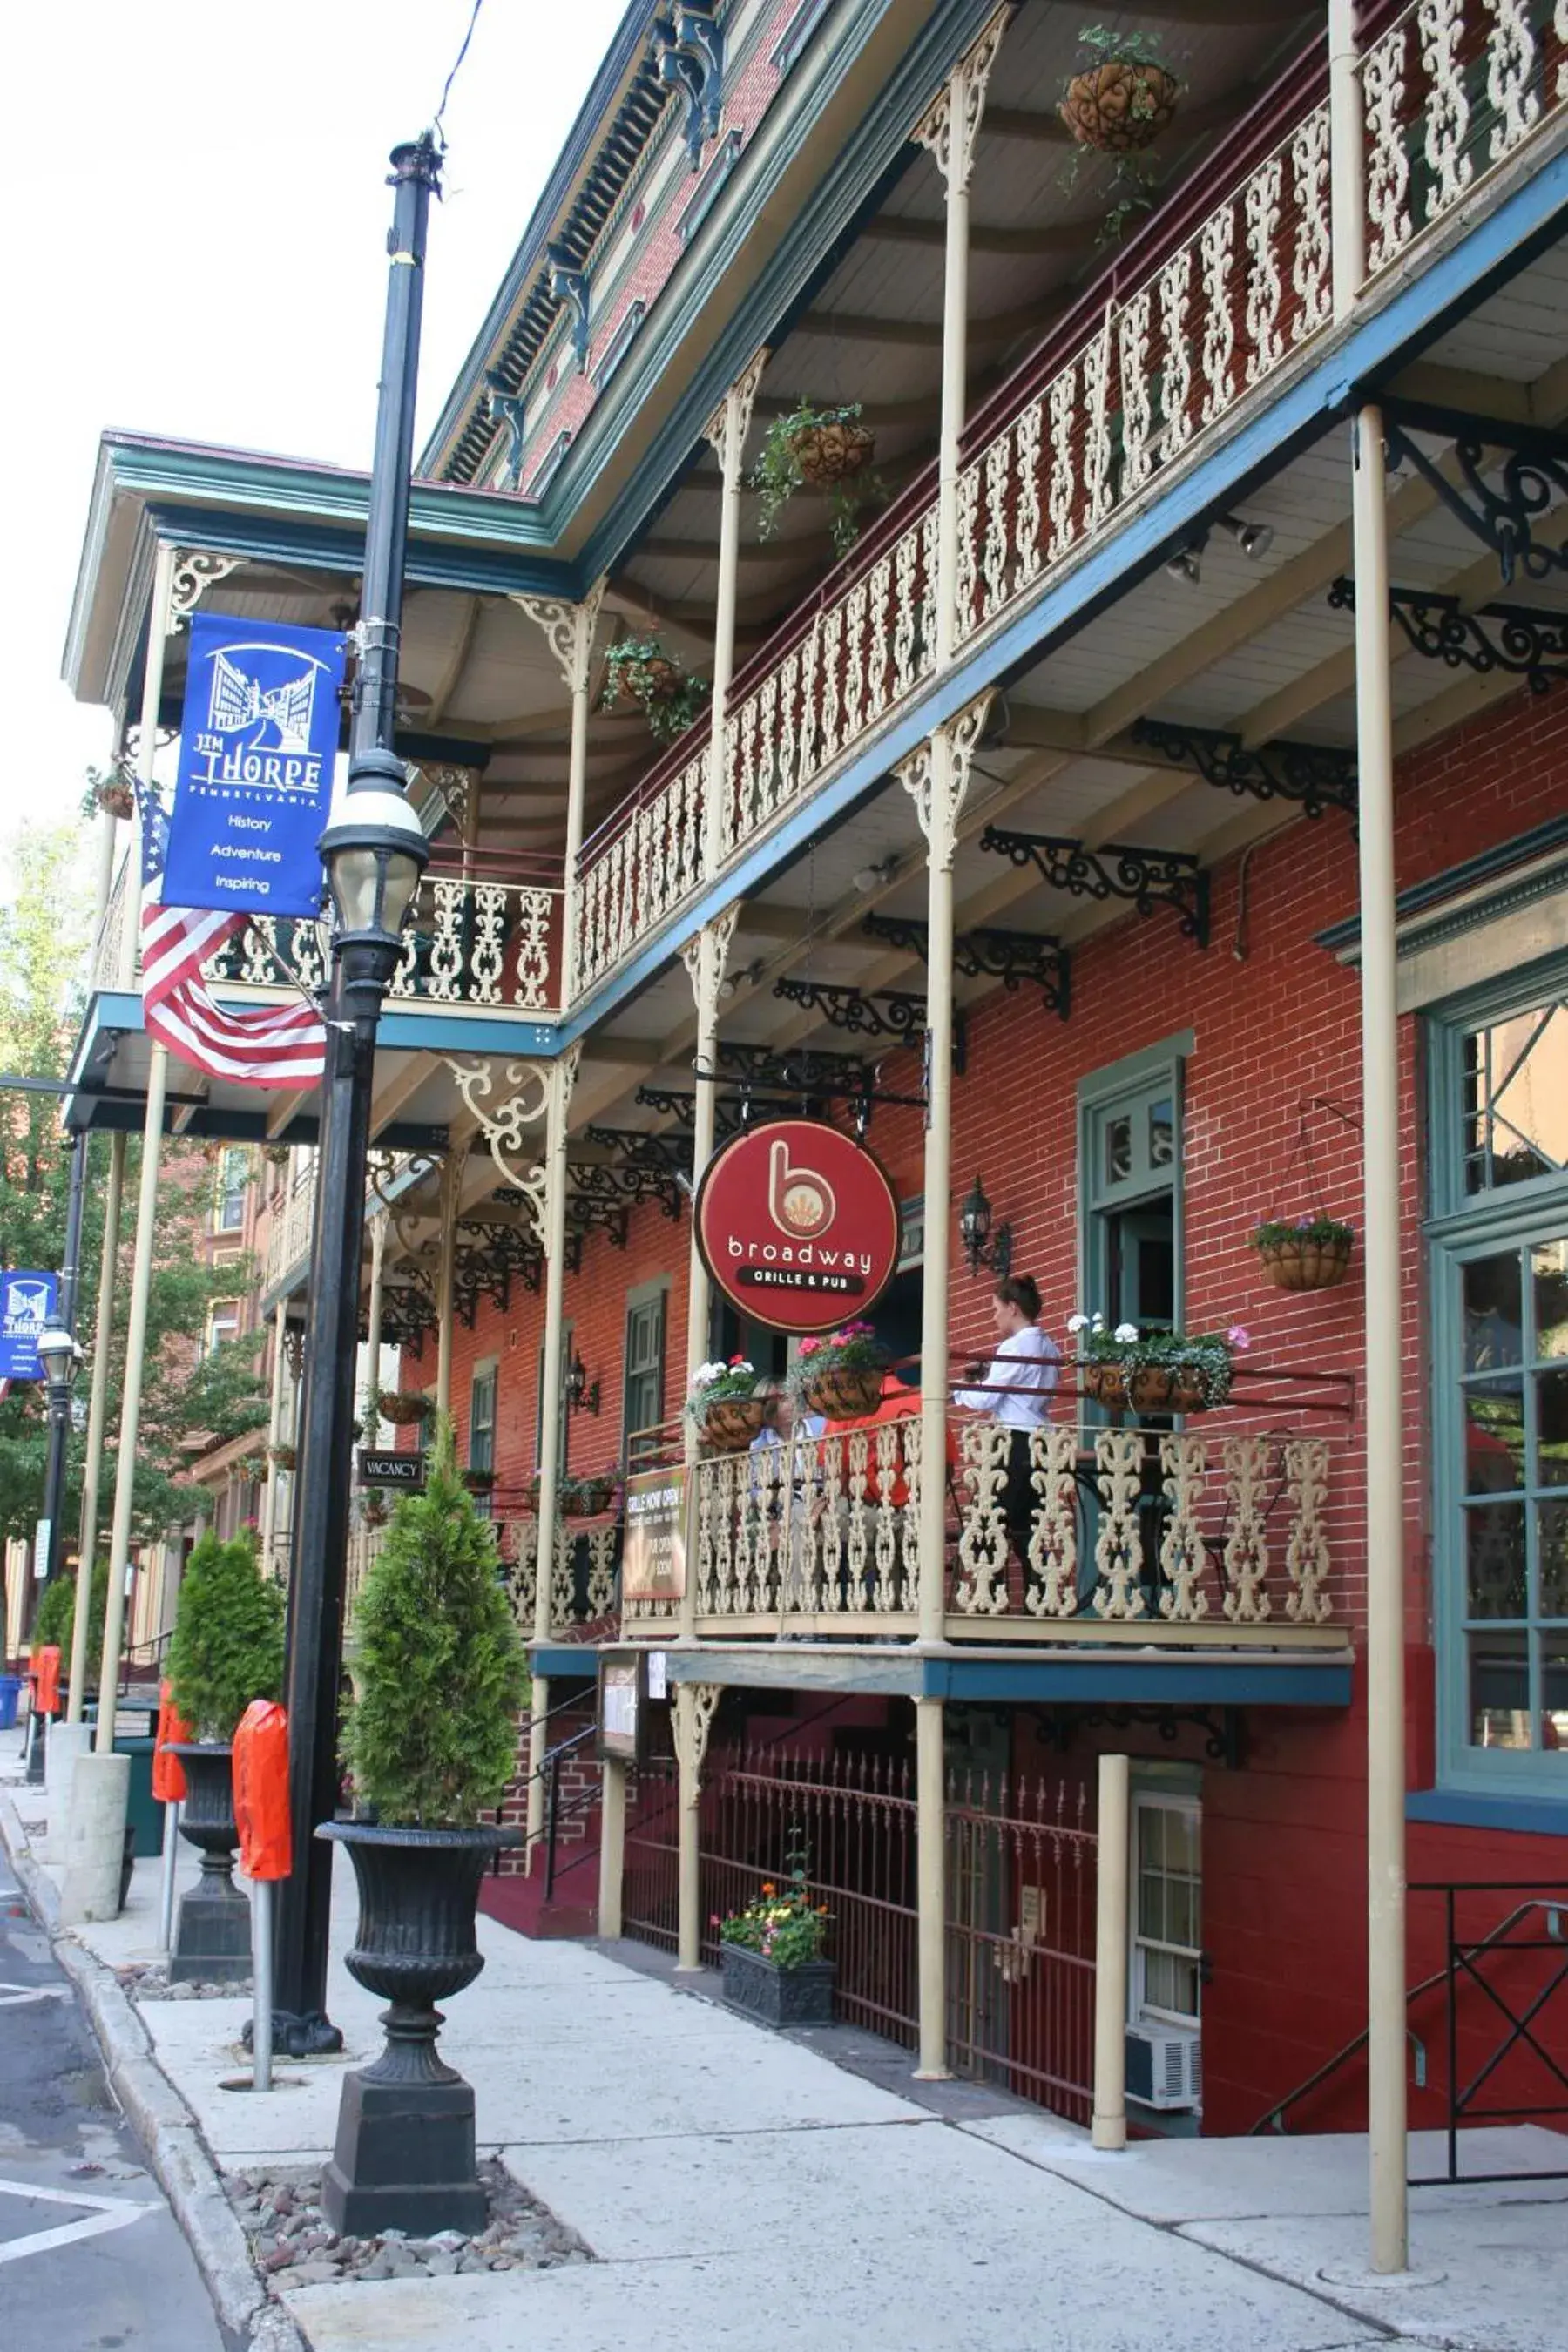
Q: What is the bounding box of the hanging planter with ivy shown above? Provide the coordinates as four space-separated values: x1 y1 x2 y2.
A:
1251 1217 1355 1294
602 637 711 747
750 402 886 559
79 763 136 823
1058 24 1180 154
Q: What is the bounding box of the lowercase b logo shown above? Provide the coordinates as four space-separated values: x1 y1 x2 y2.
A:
768 1138 836 1238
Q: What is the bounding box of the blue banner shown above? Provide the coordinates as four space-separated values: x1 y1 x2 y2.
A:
0 1271 59 1381
165 612 348 918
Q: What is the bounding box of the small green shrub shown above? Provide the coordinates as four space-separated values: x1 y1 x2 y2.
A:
166 1531 285 1742
33 1576 75 1653
341 1420 529 1827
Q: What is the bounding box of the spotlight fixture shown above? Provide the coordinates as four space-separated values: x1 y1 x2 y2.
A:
852 855 898 894
1165 538 1205 588
1219 510 1274 562
717 958 764 1000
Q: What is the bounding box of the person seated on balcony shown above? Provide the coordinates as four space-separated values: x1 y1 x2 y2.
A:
952 1274 1060 1591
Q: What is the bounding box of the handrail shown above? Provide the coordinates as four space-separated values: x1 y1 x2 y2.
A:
1250 1896 1567 2136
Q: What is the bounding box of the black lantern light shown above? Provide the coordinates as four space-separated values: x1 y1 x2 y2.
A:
958 1176 1014 1281
565 1348 601 1417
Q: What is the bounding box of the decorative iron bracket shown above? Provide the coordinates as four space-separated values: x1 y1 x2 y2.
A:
1328 575 1568 698
772 977 966 1068
652 3 724 168
567 1155 685 1223
583 1125 694 1179
1380 402 1568 588
977 828 1210 948
1131 717 1357 819
862 915 1071 1019
635 1085 749 1140
715 1039 872 1092
453 1219 543 1328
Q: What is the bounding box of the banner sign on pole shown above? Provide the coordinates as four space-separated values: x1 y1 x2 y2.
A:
165 612 348 918
0 1270 58 1380
694 1119 901 1335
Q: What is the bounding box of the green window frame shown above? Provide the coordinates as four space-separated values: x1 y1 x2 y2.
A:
623 1282 668 1464
1428 954 1568 1798
1077 1032 1190 1330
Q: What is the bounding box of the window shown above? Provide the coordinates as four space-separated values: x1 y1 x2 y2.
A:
215 1146 248 1233
470 1364 497 1519
623 1288 667 1464
1430 962 1568 1792
1131 1794 1202 2030
206 1303 240 1358
1078 1039 1189 1336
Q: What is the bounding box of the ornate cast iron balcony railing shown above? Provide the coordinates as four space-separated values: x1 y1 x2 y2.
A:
618 1412 1341 1645
94 846 565 1017
509 1518 619 1638
575 0 1568 998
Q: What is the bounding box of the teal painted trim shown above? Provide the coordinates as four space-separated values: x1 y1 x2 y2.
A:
141 501 571 602
531 1646 600 1680
919 1657 1353 1704
375 1010 561 1056
1408 1788 1568 1837
559 159 1568 1040
1423 947 1568 1222
1077 1032 1195 1108
106 436 559 560
1317 815 1568 956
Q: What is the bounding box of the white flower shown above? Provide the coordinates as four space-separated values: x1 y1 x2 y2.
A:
1066 1313 1090 1334
694 1361 727 1385
1113 1322 1139 1343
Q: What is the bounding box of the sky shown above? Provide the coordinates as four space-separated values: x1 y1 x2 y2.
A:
1 0 628 835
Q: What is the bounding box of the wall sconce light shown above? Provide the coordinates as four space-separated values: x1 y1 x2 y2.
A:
565 1348 601 1416
957 1176 1014 1281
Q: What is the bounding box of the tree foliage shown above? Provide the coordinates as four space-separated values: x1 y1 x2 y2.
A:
341 1421 529 1827
0 817 271 1638
166 1530 285 1742
31 1558 110 1673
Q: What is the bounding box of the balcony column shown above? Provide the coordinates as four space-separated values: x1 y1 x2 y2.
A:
672 1680 720 1971
260 1300 290 1582
1352 400 1408 2276
511 583 606 1003
1328 0 1366 322
434 1148 461 1417
528 1046 582 1858
1092 1753 1131 2149
913 1695 948 2077
65 1130 125 1724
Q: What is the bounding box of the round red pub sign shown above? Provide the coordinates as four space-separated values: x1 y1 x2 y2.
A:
694 1119 901 1335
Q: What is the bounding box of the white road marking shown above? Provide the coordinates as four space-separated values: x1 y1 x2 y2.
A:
0 1984 66 2007
0 2176 159 2267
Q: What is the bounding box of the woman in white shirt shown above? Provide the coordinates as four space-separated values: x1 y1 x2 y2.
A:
953 1274 1060 1575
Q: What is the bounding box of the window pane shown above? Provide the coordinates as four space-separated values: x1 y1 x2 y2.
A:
1463 1254 1522 1372
1138 1870 1165 1941
1148 1098 1173 1167
1142 1948 1199 2020
1469 1629 1531 1747
1538 1369 1568 1486
1542 1641 1568 1752
1466 1502 1527 1618
1535 1240 1568 1362
1490 1004 1568 1182
1105 1114 1132 1185
1464 1379 1525 1490
1540 1501 1568 1619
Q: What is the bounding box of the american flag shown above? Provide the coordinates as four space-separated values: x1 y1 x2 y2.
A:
138 785 328 1088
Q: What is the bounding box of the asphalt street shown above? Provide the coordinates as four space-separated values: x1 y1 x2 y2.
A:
0 1842 226 2352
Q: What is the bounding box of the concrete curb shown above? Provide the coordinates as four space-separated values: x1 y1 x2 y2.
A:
0 1782 303 2352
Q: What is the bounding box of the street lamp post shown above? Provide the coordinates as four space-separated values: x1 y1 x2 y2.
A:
270 133 438 2057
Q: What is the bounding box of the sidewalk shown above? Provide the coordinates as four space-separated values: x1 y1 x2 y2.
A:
3 1762 1565 2352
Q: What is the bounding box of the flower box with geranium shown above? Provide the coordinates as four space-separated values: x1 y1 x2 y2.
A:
686 1356 767 1451
1251 1215 1354 1293
1068 1313 1248 1413
718 1863 835 2027
789 1321 889 1420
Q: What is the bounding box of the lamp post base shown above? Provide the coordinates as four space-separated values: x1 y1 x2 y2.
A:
252 2008 345 2059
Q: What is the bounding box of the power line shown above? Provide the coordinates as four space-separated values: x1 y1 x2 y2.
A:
432 0 485 152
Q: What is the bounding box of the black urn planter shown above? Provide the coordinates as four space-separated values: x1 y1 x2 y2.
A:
168 1741 251 1984
720 1941 836 2028
315 1820 515 2237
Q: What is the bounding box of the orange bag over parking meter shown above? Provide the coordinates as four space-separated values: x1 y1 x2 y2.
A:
152 1680 193 1804
233 1699 291 1881
31 1646 61 1718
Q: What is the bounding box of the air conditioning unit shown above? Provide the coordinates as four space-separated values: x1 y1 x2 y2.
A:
1125 2024 1201 2111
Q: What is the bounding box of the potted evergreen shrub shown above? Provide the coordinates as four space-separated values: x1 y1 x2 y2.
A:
719 1851 835 2027
166 1530 285 1983
318 1421 529 2236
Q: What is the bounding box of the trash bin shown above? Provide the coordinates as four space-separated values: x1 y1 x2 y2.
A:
0 1676 20 1731
113 1735 162 1860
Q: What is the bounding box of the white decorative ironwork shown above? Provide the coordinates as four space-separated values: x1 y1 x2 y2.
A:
1284 1438 1334 1624
1158 1436 1210 1621
672 1682 722 1803
1289 106 1332 337
1420 0 1474 216
511 582 606 698
168 548 245 629
1221 1437 1273 1623
896 689 994 873
911 3 1008 193
1092 1429 1146 1621
1364 24 1413 272
1484 0 1540 160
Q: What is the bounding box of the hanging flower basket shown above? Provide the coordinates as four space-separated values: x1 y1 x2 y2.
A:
790 415 875 487
267 1443 297 1471
700 1397 771 1452
1071 1315 1247 1414
378 1390 433 1426
601 637 711 747
563 1471 620 1519
751 402 886 559
1252 1218 1355 1294
789 1322 889 1421
95 771 136 821
1059 58 1179 153
462 1467 495 1493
